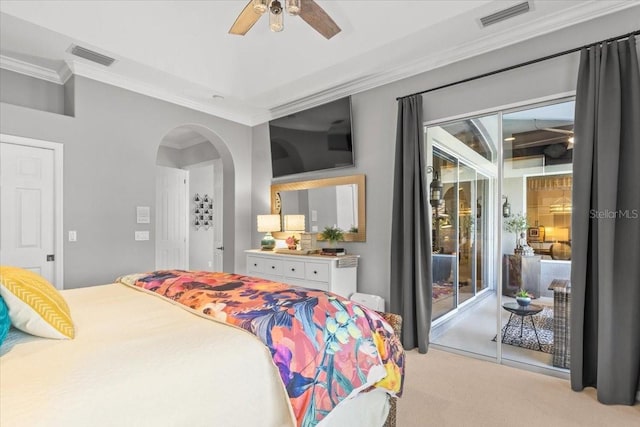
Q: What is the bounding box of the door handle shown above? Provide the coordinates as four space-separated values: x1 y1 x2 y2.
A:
216 246 224 250
46 254 55 262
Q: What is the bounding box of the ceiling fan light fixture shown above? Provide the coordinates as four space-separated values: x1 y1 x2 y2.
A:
270 0 283 14
253 0 269 14
229 0 340 39
269 1 284 32
286 0 301 16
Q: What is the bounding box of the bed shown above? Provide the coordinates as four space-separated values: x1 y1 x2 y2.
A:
0 269 404 427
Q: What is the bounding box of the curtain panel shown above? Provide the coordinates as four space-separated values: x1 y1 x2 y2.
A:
390 95 432 353
571 35 640 405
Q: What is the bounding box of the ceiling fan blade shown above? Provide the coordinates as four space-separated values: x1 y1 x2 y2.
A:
299 0 341 39
229 1 263 36
543 127 574 135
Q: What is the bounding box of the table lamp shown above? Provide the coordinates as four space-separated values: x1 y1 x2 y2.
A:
283 214 305 232
257 214 281 250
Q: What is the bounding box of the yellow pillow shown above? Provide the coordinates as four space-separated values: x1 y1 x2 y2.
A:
0 266 74 339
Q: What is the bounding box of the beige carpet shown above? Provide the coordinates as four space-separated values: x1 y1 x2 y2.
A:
398 349 640 427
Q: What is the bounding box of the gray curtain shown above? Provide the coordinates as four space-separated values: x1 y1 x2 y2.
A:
390 95 432 353
571 35 640 404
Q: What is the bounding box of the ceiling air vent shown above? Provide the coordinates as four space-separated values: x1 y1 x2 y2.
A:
69 45 116 67
480 2 530 27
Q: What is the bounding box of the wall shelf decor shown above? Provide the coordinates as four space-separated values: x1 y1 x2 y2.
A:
193 193 214 230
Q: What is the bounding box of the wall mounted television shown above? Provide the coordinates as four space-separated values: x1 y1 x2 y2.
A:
269 96 354 178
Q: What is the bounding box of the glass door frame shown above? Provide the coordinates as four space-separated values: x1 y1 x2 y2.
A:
426 95 575 375
430 134 498 323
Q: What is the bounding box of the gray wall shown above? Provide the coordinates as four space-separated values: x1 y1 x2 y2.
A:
1 75 253 288
251 9 640 304
0 69 67 115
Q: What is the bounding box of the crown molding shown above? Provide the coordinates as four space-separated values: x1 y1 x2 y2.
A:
67 60 258 125
57 63 73 84
161 134 209 150
0 54 71 84
265 0 637 122
1 1 634 127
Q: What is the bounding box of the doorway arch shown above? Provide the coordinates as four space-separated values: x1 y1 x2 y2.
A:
155 124 235 272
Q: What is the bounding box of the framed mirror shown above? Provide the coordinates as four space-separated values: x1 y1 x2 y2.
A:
271 174 366 242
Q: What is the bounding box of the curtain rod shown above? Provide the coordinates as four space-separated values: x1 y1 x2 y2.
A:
396 29 639 101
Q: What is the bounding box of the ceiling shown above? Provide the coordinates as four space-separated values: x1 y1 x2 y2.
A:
0 1 636 126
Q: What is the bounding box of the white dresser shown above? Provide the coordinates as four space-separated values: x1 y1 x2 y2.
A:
245 250 358 299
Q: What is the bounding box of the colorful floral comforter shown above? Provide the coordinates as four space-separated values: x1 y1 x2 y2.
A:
117 270 404 427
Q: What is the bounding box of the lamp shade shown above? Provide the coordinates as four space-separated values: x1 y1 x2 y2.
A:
556 227 570 242
257 214 281 232
284 214 305 231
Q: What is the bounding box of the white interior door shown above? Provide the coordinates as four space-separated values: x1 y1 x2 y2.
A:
155 166 188 270
212 159 223 271
335 184 356 231
0 142 55 282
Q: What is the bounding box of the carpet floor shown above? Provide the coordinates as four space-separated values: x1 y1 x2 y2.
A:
397 349 640 427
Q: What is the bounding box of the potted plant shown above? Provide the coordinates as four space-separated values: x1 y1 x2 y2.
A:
515 288 532 307
320 225 344 247
504 213 529 254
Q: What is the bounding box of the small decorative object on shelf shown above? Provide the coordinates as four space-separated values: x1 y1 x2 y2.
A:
515 288 532 307
320 225 344 247
194 193 214 230
321 247 346 256
299 232 317 251
285 235 299 250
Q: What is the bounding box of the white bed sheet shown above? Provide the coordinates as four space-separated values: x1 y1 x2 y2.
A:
0 283 389 427
1 283 295 427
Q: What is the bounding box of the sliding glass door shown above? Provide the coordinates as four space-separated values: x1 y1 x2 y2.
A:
425 99 574 374
426 114 499 359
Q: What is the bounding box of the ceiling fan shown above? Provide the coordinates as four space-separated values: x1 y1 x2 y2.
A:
533 119 575 149
542 127 574 149
229 0 341 39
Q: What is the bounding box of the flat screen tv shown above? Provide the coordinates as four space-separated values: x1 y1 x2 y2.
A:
269 96 354 178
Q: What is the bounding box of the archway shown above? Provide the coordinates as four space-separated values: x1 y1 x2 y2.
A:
155 124 235 272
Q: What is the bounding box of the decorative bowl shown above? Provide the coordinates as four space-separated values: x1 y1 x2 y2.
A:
516 296 531 307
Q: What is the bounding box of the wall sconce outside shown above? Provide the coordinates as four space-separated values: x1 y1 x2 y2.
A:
427 166 443 206
502 195 511 218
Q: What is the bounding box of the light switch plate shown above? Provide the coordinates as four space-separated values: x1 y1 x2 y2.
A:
135 231 150 241
69 230 77 242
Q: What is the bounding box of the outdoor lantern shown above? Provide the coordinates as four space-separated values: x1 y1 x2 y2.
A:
430 171 443 206
502 196 511 218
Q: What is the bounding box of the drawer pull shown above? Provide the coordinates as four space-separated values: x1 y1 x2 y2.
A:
253 263 257 267
291 268 296 272
271 265 276 269
313 270 318 274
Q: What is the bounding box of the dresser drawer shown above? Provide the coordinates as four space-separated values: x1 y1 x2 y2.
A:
305 262 329 283
263 259 283 276
245 250 357 299
247 256 264 274
283 260 305 280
